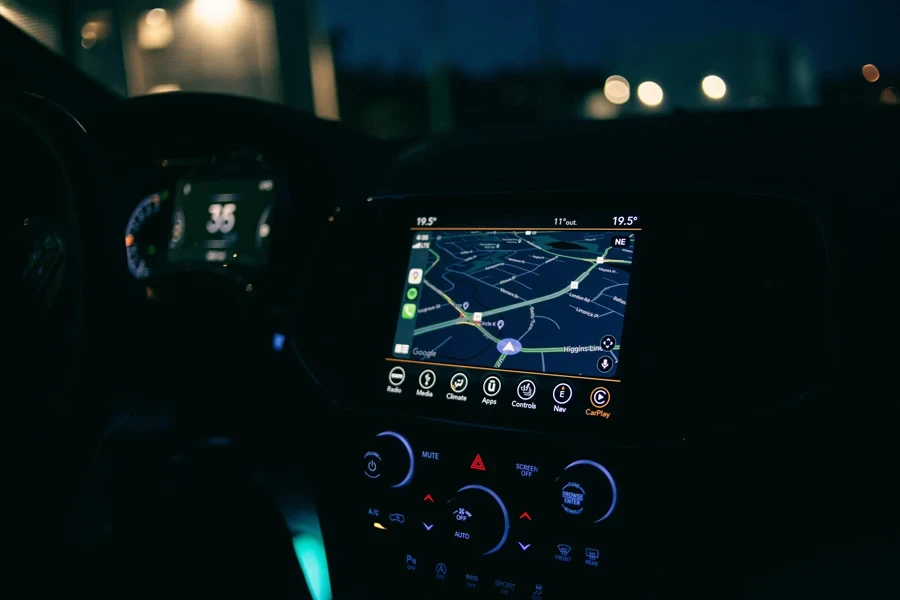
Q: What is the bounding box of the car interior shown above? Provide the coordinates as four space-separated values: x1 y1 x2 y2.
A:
4 10 898 599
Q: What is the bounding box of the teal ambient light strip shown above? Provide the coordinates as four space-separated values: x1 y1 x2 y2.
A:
292 533 333 600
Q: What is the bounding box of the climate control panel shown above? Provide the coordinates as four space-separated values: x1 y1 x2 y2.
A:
356 428 623 596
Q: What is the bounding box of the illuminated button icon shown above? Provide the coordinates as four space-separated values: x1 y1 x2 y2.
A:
394 343 410 355
483 375 501 397
600 335 616 351
597 356 613 373
389 366 406 386
406 287 418 300
517 379 537 401
419 369 437 390
401 303 417 319
472 312 483 323
450 373 469 393
408 268 423 284
552 383 573 405
590 387 611 408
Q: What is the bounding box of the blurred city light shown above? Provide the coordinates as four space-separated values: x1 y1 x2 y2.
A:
882 87 898 105
81 31 97 48
148 84 182 94
583 90 618 119
637 81 663 107
701 75 727 100
193 0 240 26
862 64 880 83
138 8 174 49
603 75 630 105
145 8 168 27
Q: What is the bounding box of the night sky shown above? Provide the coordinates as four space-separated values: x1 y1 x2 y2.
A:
320 0 899 75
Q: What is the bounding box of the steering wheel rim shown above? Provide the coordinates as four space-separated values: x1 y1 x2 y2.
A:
1 91 101 408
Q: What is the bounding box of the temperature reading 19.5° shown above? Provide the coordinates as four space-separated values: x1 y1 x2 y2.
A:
416 216 438 227
613 215 638 226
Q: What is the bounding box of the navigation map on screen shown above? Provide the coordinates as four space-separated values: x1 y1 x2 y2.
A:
390 228 636 379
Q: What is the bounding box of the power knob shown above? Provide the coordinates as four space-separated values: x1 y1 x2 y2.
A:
362 431 414 488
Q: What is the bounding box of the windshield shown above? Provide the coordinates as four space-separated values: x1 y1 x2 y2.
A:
2 0 897 138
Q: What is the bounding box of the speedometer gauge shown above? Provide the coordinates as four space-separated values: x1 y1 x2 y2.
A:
125 191 170 279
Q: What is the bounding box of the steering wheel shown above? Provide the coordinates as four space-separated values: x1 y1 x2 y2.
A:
2 92 102 406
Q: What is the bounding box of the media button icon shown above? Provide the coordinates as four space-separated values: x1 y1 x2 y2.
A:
552 383 573 405
517 379 537 401
419 369 437 390
483 375 502 397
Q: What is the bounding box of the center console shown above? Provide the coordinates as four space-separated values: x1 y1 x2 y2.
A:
323 186 831 596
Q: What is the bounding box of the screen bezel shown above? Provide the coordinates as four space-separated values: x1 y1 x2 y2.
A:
333 191 648 437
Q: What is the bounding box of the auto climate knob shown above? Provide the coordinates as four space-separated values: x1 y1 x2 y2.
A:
363 431 414 488
445 484 510 555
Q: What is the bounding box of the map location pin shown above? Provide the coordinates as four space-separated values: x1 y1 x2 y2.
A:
498 320 505 330
463 302 469 310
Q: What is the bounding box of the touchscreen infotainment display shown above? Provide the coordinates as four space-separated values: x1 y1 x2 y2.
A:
167 177 274 268
390 228 635 381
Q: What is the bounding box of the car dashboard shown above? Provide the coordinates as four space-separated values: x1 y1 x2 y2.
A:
25 91 897 598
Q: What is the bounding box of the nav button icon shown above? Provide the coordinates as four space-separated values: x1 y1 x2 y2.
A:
552 383 573 405
483 375 501 397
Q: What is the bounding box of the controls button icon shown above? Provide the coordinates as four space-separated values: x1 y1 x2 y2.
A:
552 383 573 404
557 544 572 557
483 375 502 397
590 387 611 408
388 366 406 386
389 513 405 524
597 356 614 373
517 379 537 400
450 372 469 393
419 369 437 389
600 335 616 351
423 522 434 531
436 563 447 577
518 541 531 551
586 548 600 560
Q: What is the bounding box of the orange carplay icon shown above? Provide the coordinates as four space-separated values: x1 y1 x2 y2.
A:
470 454 486 471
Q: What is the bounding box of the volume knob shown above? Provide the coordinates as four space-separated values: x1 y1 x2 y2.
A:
362 431 414 488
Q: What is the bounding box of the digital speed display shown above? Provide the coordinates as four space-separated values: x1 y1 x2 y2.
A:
167 177 274 268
